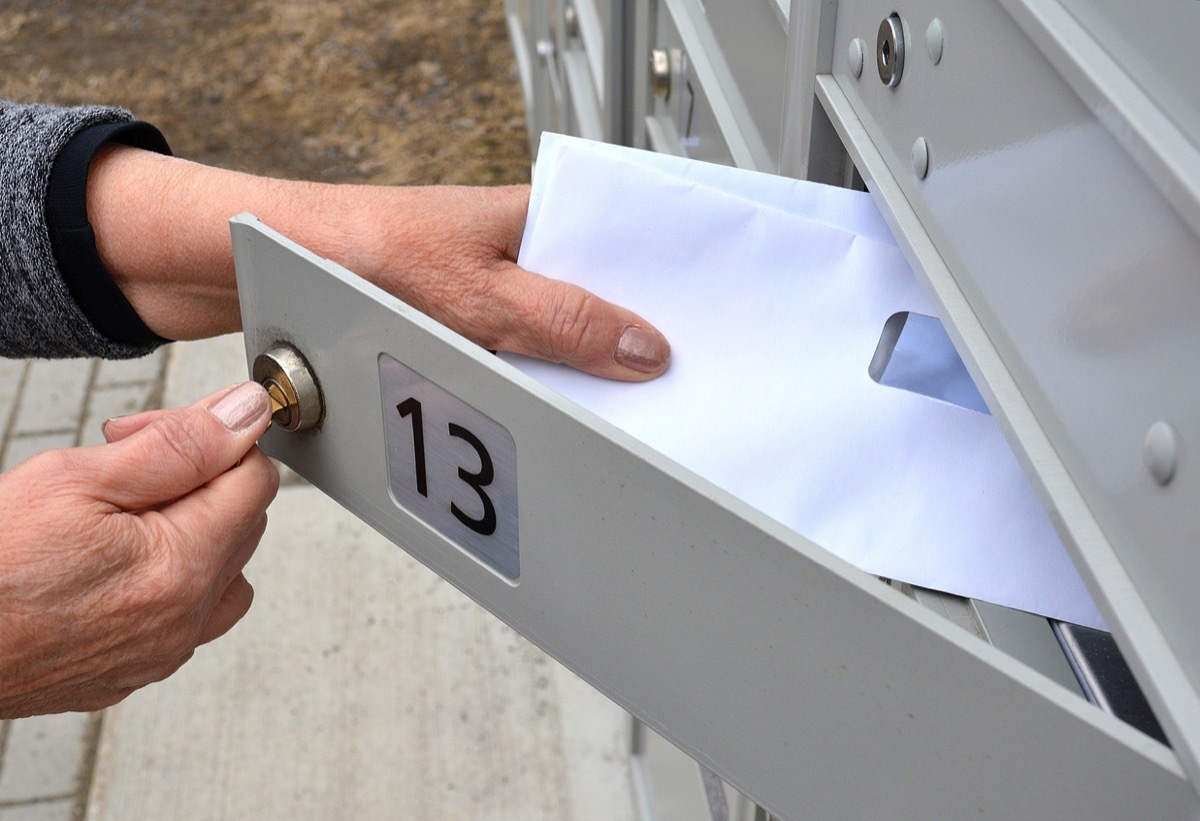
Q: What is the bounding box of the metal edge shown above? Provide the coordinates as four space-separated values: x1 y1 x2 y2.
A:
660 0 773 170
996 0 1200 243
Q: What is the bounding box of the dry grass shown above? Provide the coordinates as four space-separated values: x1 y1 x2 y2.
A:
0 0 531 185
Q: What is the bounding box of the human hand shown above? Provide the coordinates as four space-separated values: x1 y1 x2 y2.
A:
87 148 670 380
330 184 672 381
0 382 278 717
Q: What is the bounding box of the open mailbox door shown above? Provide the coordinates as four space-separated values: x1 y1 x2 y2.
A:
232 213 1198 818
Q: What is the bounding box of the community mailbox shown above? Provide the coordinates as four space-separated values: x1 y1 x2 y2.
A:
232 0 1200 817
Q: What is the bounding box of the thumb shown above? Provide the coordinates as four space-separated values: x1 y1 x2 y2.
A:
489 265 672 381
91 381 273 510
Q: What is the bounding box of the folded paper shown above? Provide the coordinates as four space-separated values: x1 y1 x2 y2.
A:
504 133 1104 630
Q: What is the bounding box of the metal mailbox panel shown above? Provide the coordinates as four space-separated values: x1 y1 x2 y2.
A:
645 4 736 166
557 0 607 141
703 0 788 168
505 0 566 158
232 215 1196 818
1056 0 1200 147
650 0 776 170
824 0 1200 775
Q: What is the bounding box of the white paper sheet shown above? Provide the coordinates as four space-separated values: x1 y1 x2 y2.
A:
504 133 1104 630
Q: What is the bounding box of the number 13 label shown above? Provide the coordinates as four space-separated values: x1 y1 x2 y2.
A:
379 354 519 579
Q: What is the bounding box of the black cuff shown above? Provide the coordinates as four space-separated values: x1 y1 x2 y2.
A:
44 120 174 348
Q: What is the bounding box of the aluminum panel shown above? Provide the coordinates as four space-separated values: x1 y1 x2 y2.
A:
233 215 1196 818
705 0 788 168
646 6 735 165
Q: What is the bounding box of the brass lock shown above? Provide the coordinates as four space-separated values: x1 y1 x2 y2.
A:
252 343 323 431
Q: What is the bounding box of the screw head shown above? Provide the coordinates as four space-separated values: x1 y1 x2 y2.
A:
848 38 865 79
911 136 930 179
926 18 945 65
1143 421 1179 485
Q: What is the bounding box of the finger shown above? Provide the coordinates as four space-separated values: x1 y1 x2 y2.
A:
102 410 169 443
91 382 272 509
480 187 670 379
198 573 254 645
484 263 671 381
208 510 268 605
101 384 246 443
149 447 278 584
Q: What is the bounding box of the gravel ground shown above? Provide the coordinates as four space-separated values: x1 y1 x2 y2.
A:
0 0 531 186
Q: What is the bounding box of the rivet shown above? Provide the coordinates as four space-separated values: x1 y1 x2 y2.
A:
1144 421 1179 485
911 137 930 179
926 18 945 65
848 38 865 79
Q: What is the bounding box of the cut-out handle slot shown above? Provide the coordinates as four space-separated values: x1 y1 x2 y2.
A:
868 312 989 414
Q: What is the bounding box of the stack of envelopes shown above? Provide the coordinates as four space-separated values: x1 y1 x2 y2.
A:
503 133 1103 631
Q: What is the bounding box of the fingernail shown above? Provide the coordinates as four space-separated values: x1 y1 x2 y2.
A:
208 382 270 431
614 325 670 374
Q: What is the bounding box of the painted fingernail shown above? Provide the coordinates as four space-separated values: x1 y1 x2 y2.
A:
614 325 670 374
208 382 270 432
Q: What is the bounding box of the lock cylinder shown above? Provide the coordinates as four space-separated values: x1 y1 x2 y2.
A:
252 343 323 431
877 13 905 87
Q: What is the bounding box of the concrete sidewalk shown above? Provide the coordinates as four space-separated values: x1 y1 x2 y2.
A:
0 336 636 820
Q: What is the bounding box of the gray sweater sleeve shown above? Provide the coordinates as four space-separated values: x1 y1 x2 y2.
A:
0 101 170 359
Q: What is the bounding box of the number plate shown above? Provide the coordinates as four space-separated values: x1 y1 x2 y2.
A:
379 354 519 579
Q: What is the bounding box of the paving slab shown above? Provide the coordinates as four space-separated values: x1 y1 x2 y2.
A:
0 713 92 803
93 349 166 387
11 360 91 435
0 798 76 821
1 433 77 471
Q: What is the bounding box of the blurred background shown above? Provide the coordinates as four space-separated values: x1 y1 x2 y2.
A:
0 0 531 185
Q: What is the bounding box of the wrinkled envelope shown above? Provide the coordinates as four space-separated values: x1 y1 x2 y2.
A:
503 134 1104 630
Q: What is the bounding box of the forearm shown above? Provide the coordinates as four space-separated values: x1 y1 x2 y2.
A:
87 145 669 380
87 145 344 340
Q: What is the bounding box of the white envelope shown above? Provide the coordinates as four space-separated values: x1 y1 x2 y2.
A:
504 134 1104 631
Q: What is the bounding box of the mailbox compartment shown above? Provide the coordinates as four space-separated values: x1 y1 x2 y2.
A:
555 0 623 143
505 0 566 157
642 4 735 166
702 0 788 168
821 0 1200 765
506 0 625 155
638 0 785 171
